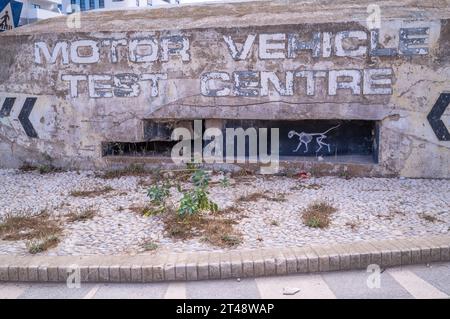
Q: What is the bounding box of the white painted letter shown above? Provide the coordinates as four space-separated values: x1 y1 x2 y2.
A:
161 36 190 62
62 74 87 98
200 72 231 97
363 68 393 95
129 38 158 63
259 33 286 59
260 71 294 96
223 34 256 60
88 74 113 98
140 73 168 97
34 42 69 65
328 69 361 95
335 31 367 57
70 40 100 64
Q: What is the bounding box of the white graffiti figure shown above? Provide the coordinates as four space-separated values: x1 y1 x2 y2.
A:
288 124 340 153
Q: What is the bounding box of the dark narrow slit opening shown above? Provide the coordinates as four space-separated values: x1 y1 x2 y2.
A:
102 119 379 164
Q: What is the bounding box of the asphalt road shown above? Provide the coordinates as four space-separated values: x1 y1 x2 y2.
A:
0 262 449 299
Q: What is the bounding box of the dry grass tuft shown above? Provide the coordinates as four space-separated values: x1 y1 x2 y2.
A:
376 210 406 221
27 235 60 254
301 201 337 229
237 192 287 203
163 210 242 248
291 183 323 191
97 164 149 179
18 163 64 174
420 213 442 223
270 220 280 226
70 186 114 198
0 213 62 241
66 209 96 223
19 162 37 172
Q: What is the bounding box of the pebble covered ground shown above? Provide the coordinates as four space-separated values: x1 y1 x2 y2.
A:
0 168 449 256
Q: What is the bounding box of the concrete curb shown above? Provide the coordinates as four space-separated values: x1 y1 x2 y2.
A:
1 235 449 283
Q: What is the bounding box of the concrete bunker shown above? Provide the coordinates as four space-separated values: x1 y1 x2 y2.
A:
0 1 449 178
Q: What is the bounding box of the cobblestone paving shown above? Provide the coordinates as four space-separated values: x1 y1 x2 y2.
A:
0 169 449 255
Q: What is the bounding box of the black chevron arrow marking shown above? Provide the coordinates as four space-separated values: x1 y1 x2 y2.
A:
18 97 38 138
0 97 16 118
427 93 450 141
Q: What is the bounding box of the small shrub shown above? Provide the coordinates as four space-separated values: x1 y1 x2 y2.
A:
177 170 218 218
144 182 171 216
301 201 337 229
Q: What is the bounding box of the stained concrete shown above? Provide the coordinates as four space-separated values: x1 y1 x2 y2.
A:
0 0 449 177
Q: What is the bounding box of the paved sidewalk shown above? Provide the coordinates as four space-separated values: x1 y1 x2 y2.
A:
0 262 449 299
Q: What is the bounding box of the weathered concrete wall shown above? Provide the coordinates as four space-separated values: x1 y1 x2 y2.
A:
0 0 449 177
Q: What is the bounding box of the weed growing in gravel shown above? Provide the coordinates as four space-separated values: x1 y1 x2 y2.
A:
26 235 60 254
144 181 172 216
141 169 240 248
142 240 158 251
148 182 170 205
177 170 218 217
301 201 337 229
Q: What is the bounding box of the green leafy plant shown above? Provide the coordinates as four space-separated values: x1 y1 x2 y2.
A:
177 170 218 217
191 169 210 188
178 192 199 217
147 182 170 205
193 187 219 213
220 176 230 188
145 182 171 216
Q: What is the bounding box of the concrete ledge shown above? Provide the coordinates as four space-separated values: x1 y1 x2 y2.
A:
0 235 449 283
